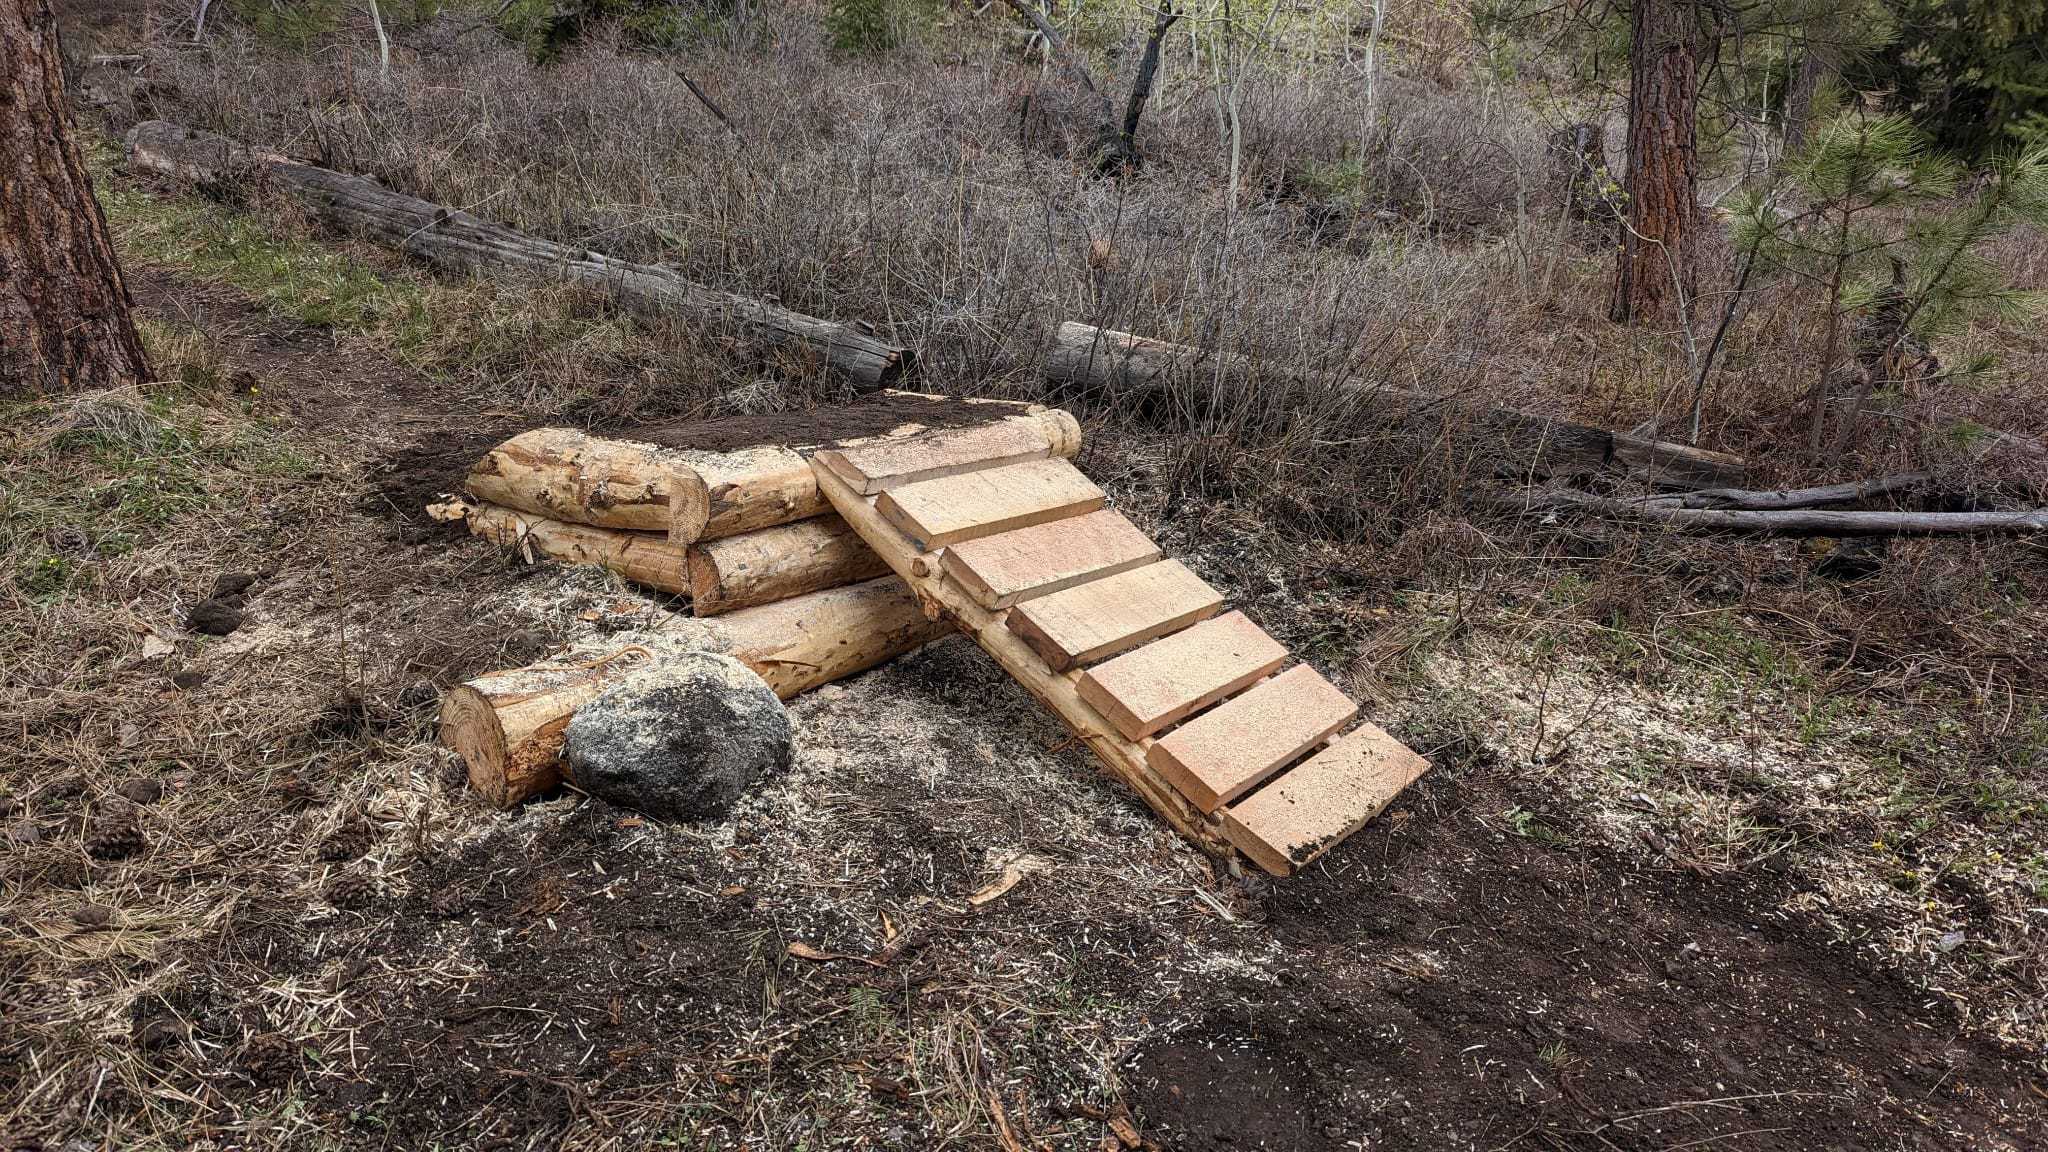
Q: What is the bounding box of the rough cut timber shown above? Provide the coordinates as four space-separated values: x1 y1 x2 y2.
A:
1221 723 1431 876
686 515 889 615
812 453 1431 876
813 409 1084 495
878 458 1107 549
939 508 1161 609
1043 321 1749 490
466 428 690 533
1005 559 1223 671
126 120 912 388
668 444 832 544
443 577 953 806
433 499 689 595
1149 665 1357 813
811 462 1240 860
1075 610 1287 741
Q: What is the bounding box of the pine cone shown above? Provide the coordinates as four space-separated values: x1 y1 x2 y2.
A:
324 871 375 910
318 819 375 862
86 802 145 860
237 1032 299 1087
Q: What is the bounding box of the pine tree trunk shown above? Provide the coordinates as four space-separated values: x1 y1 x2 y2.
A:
0 0 150 395
1610 0 1699 325
1782 44 1828 154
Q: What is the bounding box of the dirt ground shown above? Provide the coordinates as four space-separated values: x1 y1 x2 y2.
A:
3 238 2042 1151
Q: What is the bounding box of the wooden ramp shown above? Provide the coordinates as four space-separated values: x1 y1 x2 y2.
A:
813 424 1429 876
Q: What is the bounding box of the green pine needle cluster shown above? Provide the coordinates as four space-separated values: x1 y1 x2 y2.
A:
1729 112 2048 350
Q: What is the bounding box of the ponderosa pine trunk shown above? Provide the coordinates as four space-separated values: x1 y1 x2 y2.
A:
1610 0 1699 325
0 0 150 395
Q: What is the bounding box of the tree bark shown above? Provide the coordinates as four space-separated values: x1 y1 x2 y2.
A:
1781 42 1829 154
1043 322 1749 489
442 578 954 806
1 0 150 396
1610 0 1699 324
125 120 910 388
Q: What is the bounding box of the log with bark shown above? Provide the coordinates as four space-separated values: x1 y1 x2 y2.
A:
433 499 690 595
1042 322 1749 489
125 120 911 388
1508 485 2048 536
443 577 955 806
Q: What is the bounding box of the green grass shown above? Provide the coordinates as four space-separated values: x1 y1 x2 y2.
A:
2 358 315 603
100 172 443 359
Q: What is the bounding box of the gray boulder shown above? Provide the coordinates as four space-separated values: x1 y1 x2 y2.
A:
562 651 791 821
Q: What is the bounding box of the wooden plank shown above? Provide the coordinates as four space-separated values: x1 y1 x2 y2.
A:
876 458 1105 549
814 411 1080 495
1222 724 1430 876
1149 665 1358 813
1006 560 1222 671
808 460 1238 859
940 509 1162 610
1076 612 1286 741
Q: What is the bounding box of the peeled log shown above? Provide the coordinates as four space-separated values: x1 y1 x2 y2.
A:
669 443 829 544
125 120 911 388
466 428 688 533
438 500 688 595
687 515 890 616
667 409 1085 542
1044 322 1749 490
443 577 955 806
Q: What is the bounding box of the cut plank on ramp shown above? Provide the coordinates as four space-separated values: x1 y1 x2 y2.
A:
877 458 1105 549
814 411 1081 495
1148 664 1357 813
1222 723 1430 876
1006 560 1223 671
1076 611 1287 741
941 508 1162 610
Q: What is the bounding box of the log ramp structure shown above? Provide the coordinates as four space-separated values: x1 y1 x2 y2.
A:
438 398 1428 874
808 419 1432 876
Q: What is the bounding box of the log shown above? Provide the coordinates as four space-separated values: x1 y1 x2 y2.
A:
668 443 830 544
125 120 912 388
443 577 954 806
1664 473 1929 511
465 427 689 533
669 409 1084 542
433 499 689 595
686 515 890 616
1510 486 2048 536
1043 322 1750 490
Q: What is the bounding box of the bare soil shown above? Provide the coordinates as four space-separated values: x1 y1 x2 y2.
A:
6 257 2044 1149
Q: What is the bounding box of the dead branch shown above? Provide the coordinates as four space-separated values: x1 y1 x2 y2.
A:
1513 486 2048 536
1655 472 1930 511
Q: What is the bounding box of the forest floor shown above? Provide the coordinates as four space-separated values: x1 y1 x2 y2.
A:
3 151 2047 1151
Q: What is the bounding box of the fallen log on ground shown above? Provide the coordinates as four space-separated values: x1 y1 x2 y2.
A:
433 500 690 595
126 120 912 388
1043 322 1749 490
442 577 954 806
1511 486 2048 535
1658 473 1929 511
687 515 891 615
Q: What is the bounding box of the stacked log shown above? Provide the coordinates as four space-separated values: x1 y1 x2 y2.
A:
444 578 954 806
437 402 1087 805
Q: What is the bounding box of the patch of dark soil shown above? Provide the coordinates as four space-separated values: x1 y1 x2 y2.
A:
1128 777 2048 1151
291 801 776 1148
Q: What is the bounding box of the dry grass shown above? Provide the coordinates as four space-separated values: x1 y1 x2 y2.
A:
9 1 2045 1147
